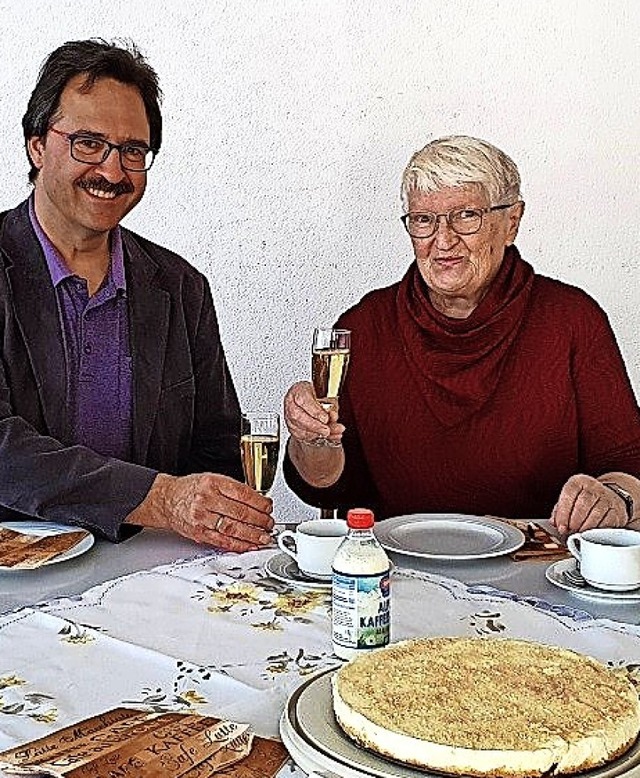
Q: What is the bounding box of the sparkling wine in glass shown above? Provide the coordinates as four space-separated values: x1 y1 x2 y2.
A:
240 412 280 495
311 328 351 446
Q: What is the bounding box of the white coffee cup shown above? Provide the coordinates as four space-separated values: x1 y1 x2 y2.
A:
567 528 640 591
277 519 348 579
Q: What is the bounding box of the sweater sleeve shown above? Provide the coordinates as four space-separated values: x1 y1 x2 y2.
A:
572 299 640 477
0 385 157 542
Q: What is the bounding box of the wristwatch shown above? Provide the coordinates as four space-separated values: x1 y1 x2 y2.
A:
601 482 634 523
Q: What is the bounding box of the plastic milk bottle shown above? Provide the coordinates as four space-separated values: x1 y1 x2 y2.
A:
332 508 390 660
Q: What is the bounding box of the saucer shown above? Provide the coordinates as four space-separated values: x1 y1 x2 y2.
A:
264 553 332 590
545 559 640 602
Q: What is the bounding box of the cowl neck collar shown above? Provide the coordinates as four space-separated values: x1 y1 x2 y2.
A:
396 246 534 427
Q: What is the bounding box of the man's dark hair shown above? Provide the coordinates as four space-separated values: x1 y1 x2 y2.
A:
22 38 162 183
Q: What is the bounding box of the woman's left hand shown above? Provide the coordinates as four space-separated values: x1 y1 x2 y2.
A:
550 473 628 537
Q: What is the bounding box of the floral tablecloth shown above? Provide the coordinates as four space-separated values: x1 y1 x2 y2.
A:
1 548 639 777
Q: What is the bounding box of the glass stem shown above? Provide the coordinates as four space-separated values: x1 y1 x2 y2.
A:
320 508 336 520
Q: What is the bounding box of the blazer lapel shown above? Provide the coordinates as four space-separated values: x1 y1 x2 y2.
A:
122 232 170 464
1 203 69 440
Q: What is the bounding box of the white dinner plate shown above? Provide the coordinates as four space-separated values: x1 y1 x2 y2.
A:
373 513 525 560
281 668 640 778
0 521 94 571
293 669 425 777
264 552 332 590
545 559 640 602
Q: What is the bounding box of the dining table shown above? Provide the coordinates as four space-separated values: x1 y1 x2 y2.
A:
1 520 639 778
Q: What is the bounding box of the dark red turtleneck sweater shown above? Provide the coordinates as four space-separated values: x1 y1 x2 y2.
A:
284 248 640 519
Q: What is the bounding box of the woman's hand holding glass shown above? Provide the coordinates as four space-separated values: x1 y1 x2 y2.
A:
283 381 346 448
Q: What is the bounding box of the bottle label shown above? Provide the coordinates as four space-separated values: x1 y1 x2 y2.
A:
332 571 390 651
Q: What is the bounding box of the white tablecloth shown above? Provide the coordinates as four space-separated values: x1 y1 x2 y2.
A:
1 548 639 776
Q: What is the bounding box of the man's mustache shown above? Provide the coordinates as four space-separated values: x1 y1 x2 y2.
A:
78 177 134 196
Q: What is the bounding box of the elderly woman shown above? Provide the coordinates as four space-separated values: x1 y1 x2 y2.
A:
283 136 640 535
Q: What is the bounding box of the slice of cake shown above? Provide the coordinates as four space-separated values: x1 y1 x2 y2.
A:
332 636 640 777
0 528 89 568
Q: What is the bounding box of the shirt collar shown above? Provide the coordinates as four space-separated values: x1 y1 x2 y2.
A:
28 195 127 293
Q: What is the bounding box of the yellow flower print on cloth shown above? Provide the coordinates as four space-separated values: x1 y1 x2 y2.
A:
122 663 213 713
252 590 329 631
199 578 329 631
207 582 261 613
0 675 26 690
179 689 208 705
0 676 58 724
273 590 327 617
58 620 98 644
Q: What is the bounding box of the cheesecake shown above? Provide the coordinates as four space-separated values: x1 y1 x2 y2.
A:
332 636 640 776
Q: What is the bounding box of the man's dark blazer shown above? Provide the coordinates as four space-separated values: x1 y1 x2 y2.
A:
0 199 242 540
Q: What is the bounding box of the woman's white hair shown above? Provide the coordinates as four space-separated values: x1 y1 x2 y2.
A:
401 136 521 210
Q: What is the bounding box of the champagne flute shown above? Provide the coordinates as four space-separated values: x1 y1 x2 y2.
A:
240 412 280 495
311 327 351 446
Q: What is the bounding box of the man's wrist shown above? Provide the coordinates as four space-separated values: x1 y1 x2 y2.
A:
124 472 174 528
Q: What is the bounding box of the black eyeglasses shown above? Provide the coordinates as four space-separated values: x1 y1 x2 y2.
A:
401 203 515 239
48 126 156 172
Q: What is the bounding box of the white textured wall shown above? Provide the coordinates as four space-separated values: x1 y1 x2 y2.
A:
0 0 638 521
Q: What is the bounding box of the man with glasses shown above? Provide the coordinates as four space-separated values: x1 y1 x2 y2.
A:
0 39 273 550
283 135 640 535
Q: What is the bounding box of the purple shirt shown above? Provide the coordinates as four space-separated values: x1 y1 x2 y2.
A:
29 199 133 460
